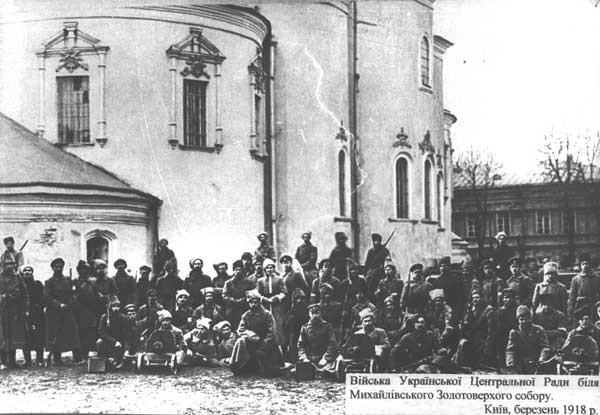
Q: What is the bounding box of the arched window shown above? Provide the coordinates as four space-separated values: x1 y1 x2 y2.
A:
87 236 109 264
395 157 409 218
338 150 346 216
424 160 432 220
437 173 443 225
420 36 431 87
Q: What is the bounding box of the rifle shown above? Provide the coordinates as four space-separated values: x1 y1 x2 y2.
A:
19 239 29 252
383 229 397 247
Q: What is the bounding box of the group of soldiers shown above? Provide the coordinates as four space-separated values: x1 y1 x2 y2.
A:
0 230 599 377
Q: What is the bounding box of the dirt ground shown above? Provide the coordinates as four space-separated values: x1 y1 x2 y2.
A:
0 356 345 414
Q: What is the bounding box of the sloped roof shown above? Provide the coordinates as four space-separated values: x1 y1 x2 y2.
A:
0 112 158 201
454 167 598 189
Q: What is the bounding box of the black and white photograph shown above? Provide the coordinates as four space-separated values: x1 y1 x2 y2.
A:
0 0 599 413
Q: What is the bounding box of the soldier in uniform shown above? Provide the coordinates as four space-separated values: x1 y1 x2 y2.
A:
137 288 164 332
152 238 175 278
426 289 453 338
390 314 439 372
363 233 390 301
184 317 218 363
563 307 600 353
283 288 308 362
156 258 184 311
256 258 287 347
492 231 514 279
505 257 534 307
113 259 136 308
0 236 24 271
310 259 341 303
328 232 353 280
376 295 404 346
568 253 600 324
430 257 465 324
172 290 194 332
455 290 496 370
20 265 45 367
192 287 225 326
136 265 153 308
184 258 212 308
211 262 229 309
318 283 343 341
96 296 130 368
223 260 256 331
154 310 186 366
254 232 276 262
295 232 318 290
480 259 507 309
497 289 518 367
460 261 480 311
505 305 552 374
532 264 567 313
44 258 80 366
0 257 28 369
353 308 391 370
374 263 403 309
280 254 309 301
296 302 337 370
92 259 119 303
400 263 431 317
214 320 238 360
76 266 105 362
351 289 376 328
241 252 255 279
246 258 264 285
533 293 567 351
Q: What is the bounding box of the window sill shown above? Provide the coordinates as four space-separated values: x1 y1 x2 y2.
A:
250 149 268 162
54 142 95 148
437 227 446 232
419 86 433 95
178 144 216 153
388 218 419 224
334 216 353 223
421 219 439 225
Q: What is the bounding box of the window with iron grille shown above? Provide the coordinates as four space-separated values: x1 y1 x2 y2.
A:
57 76 90 144
420 37 431 87
497 212 510 235
183 79 207 147
536 210 550 234
395 157 409 218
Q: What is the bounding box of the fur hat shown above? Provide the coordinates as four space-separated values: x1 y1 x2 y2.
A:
157 310 172 322
50 257 65 268
516 305 531 319
429 288 444 300
358 308 375 320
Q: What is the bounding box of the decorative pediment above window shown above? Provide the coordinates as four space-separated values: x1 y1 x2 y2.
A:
37 21 109 64
166 28 226 79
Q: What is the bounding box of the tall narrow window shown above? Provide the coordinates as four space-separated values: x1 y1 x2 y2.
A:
87 236 108 264
497 212 510 234
183 79 207 147
57 76 90 144
536 210 550 234
339 151 346 217
424 160 432 220
436 173 443 224
466 215 477 238
420 36 431 87
395 158 409 218
254 94 262 150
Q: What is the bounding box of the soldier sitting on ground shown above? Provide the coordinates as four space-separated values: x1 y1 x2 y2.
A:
184 317 219 365
296 302 337 373
505 305 552 374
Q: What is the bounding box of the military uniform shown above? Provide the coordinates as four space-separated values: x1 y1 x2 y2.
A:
456 304 496 368
0 269 28 364
297 316 337 364
533 281 568 313
44 271 80 354
506 274 534 306
22 274 44 365
222 276 255 331
113 270 136 308
156 274 184 311
184 269 213 308
533 308 567 350
391 329 439 370
400 279 431 315
568 273 600 321
295 240 318 289
257 273 287 345
505 324 552 373
481 277 507 308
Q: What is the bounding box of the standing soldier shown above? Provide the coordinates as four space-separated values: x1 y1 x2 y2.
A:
363 233 391 301
20 265 44 367
254 232 276 262
310 259 341 303
318 283 343 341
156 258 184 311
374 263 403 309
295 232 318 289
0 236 24 270
0 257 28 370
460 261 480 310
480 259 507 309
568 253 600 324
185 258 212 308
223 260 256 331
241 252 255 279
92 259 119 303
247 258 264 285
44 258 80 366
211 262 229 309
492 231 514 279
113 259 136 308
400 263 431 317
280 255 309 300
533 293 567 351
153 238 175 278
532 263 567 313
76 266 105 362
338 262 368 341
257 258 287 347
497 289 518 367
505 305 552 374
328 232 353 280
455 290 496 370
505 257 534 307
136 265 153 308
429 257 465 324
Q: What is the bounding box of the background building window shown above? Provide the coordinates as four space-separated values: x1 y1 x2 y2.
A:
395 158 409 218
436 173 443 224
420 36 431 87
338 150 346 217
424 160 432 219
87 236 108 264
183 79 207 147
466 214 477 238
536 210 550 234
57 76 90 144
497 212 510 234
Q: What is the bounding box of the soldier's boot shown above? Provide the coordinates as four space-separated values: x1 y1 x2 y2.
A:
0 350 7 370
35 349 44 366
52 351 63 366
23 349 32 367
8 350 17 368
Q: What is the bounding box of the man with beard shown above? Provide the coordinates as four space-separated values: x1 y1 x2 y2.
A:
400 263 431 317
96 296 130 368
390 314 438 372
351 289 376 329
311 259 341 303
295 232 318 290
192 287 225 326
455 290 496 370
568 253 600 324
280 255 309 300
156 258 184 311
44 258 80 366
533 293 567 351
429 257 465 324
76 266 105 362
364 233 390 300
480 259 507 309
184 317 218 364
497 289 519 367
223 260 256 331
153 238 175 278
563 307 600 354
20 265 44 367
92 259 119 303
172 290 194 332
426 289 453 339
532 264 568 313
230 289 283 376
247 258 264 285
505 305 552 374
506 257 534 307
376 295 404 346
113 259 136 308
184 258 212 308
211 262 229 309
215 320 238 360
318 283 343 341
328 232 353 280
254 232 276 262
153 310 186 366
0 257 28 370
492 231 514 279
297 302 337 371
352 308 391 370
257 258 287 347
0 237 24 270
136 265 153 308
374 263 403 309
137 288 164 332
241 252 255 279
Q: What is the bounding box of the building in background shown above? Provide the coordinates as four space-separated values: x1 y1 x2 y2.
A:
0 0 456 276
453 171 600 266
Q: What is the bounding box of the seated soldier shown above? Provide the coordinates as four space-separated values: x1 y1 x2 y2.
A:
214 321 238 361
533 293 567 351
351 290 376 329
505 305 552 374
96 296 130 368
497 289 518 367
390 314 439 372
319 283 343 340
562 307 600 363
137 288 164 332
229 289 283 376
184 317 218 365
192 287 225 327
284 288 309 362
152 310 186 365
297 302 337 371
122 304 143 356
376 295 403 347
172 290 194 332
353 308 391 369
455 289 496 370
426 289 453 339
